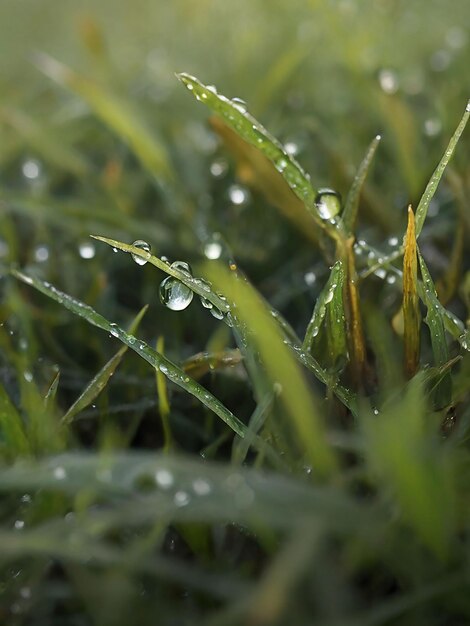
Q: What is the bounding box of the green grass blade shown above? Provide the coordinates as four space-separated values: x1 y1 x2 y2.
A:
11 269 246 438
35 53 173 181
0 382 30 457
417 251 452 408
343 134 381 233
303 261 347 368
62 305 148 425
362 375 455 560
44 371 61 411
207 264 338 478
415 100 470 237
177 73 324 227
92 236 230 314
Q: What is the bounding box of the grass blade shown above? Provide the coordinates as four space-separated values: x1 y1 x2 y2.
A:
62 305 148 425
177 73 326 228
0 382 30 457
207 264 338 478
11 269 246 438
92 235 230 314
343 134 381 233
35 53 173 181
403 207 420 378
417 251 452 408
415 100 470 237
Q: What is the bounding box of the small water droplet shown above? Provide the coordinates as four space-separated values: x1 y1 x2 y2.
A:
159 277 193 311
131 240 151 266
174 490 190 507
14 520 25 530
324 287 335 304
284 141 299 156
192 478 212 495
200 296 213 309
155 469 174 488
228 184 249 206
53 466 66 480
231 97 247 112
22 159 41 180
378 69 399 94
386 274 397 284
315 188 341 220
23 371 33 383
34 245 49 262
424 118 442 137
388 236 399 247
78 241 96 259
304 271 316 286
171 260 192 276
210 158 228 178
210 307 224 321
204 240 222 260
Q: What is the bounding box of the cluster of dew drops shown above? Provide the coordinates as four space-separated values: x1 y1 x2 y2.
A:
130 240 230 322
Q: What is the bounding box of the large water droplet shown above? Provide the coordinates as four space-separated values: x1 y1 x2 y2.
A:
314 188 341 220
131 240 151 265
79 241 96 259
159 277 193 311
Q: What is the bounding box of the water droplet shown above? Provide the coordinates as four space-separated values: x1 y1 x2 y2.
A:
79 241 96 259
22 159 41 180
304 271 316 286
210 158 228 178
204 240 222 260
378 69 399 94
20 587 31 599
53 466 66 480
315 188 341 220
375 268 387 280
192 478 212 495
23 371 33 383
155 469 174 489
210 307 224 321
131 240 151 266
174 490 190 507
200 296 213 309
34 245 49 262
14 520 25 530
386 274 397 284
388 236 399 247
171 260 192 276
231 97 247 112
228 184 249 206
159 277 193 311
284 141 299 156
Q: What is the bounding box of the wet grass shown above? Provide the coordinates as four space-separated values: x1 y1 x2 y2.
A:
1 1 470 624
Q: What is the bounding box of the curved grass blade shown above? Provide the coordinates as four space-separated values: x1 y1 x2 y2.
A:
302 261 348 367
403 207 420 378
177 73 325 228
35 53 172 181
343 134 381 233
62 305 148 425
91 235 230 314
11 269 245 438
44 371 60 411
417 251 452 408
415 100 470 237
156 336 172 452
206 264 338 478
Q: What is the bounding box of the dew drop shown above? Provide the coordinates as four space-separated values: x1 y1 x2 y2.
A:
200 296 213 309
22 159 41 180
155 469 174 489
304 271 316 286
78 241 96 259
170 260 192 276
53 466 66 480
14 520 25 530
424 118 442 137
315 188 341 220
174 490 190 507
159 277 193 311
284 141 299 156
210 158 228 178
210 307 225 321
388 236 399 247
192 478 212 495
228 184 249 206
204 240 222 260
131 240 151 266
34 245 49 262
378 69 399 94
231 97 247 112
